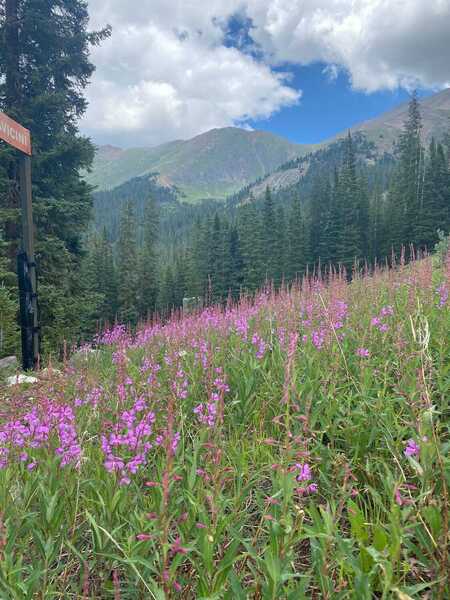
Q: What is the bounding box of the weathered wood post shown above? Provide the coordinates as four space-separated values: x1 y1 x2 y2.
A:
0 111 39 369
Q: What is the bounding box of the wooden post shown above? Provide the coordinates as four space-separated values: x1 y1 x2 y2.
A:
18 154 39 369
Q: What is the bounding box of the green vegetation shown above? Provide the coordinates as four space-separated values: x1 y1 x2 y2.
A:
1 253 449 598
86 128 311 201
0 0 110 356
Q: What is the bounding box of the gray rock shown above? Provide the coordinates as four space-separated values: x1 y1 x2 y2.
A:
0 356 18 370
6 373 38 386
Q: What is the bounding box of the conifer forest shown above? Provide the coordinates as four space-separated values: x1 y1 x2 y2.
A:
0 1 449 598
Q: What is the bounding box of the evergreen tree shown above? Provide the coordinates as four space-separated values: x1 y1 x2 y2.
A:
239 201 264 292
335 133 363 272
418 140 450 247
225 224 243 300
262 186 277 282
173 254 187 308
0 239 19 357
158 265 176 314
288 194 308 279
209 213 226 302
0 0 110 353
117 200 139 324
138 196 159 318
86 229 118 325
387 92 425 252
274 205 287 286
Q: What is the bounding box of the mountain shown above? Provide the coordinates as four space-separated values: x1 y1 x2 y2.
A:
88 88 450 205
87 128 315 201
343 87 450 151
236 89 450 200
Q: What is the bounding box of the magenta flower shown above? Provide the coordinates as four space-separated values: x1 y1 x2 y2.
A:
404 439 420 457
380 305 394 317
437 284 448 308
356 347 370 358
295 463 312 482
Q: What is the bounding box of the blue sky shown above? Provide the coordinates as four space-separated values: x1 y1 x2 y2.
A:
248 63 434 144
85 1 449 148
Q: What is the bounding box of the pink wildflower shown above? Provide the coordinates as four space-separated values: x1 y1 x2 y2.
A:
404 439 420 457
356 347 370 358
295 463 312 482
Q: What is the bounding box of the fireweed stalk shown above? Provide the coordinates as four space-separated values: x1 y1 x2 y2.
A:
160 356 184 596
0 249 449 598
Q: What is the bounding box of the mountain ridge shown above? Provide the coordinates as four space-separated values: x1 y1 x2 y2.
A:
87 128 314 201
87 88 450 202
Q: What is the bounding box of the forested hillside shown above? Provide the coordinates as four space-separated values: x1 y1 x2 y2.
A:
87 128 311 201
1 2 450 598
0 1 449 362
84 95 450 326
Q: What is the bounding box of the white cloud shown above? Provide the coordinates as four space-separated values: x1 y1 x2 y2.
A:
83 0 450 146
83 1 300 146
247 0 450 92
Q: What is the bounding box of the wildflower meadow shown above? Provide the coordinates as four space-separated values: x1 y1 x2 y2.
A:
0 252 449 599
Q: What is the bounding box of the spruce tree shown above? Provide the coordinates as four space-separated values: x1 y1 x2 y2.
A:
158 265 176 314
419 140 450 247
274 205 287 286
0 240 19 357
0 0 110 352
288 194 308 280
138 196 159 318
335 133 363 272
387 92 424 252
209 213 225 302
117 200 139 325
226 224 243 300
239 201 264 292
262 186 277 282
87 229 117 325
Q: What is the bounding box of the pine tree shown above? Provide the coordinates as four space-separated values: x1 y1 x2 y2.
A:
274 205 287 286
173 254 187 308
138 196 159 318
335 133 363 272
387 92 425 252
209 213 226 302
419 140 450 247
158 265 176 314
0 238 19 357
117 200 139 325
262 186 277 282
309 175 333 267
0 0 110 352
239 201 264 293
87 229 118 325
288 194 308 280
225 224 243 300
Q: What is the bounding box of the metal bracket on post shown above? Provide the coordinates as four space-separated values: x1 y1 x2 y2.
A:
18 154 39 370
0 111 39 369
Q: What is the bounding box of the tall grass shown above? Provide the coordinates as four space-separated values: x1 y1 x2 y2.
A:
0 253 449 599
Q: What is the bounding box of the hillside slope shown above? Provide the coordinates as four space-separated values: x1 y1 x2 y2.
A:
344 87 450 151
238 89 450 200
87 128 314 200
2 253 449 597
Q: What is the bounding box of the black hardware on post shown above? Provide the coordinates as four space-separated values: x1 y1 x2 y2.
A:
18 154 39 369
0 111 39 369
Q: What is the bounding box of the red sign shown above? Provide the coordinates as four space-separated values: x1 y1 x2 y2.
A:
0 111 31 155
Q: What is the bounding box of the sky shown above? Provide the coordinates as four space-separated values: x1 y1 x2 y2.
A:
83 0 450 148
